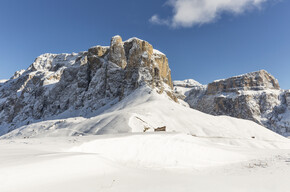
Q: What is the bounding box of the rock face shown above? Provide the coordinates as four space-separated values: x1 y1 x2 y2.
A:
206 70 280 94
181 70 290 136
0 36 174 136
109 36 127 68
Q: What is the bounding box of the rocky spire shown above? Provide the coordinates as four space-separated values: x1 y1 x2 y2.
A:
109 35 127 68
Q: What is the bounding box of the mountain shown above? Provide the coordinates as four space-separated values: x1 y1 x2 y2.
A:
0 36 287 142
1 36 290 192
178 70 290 136
173 79 206 100
3 84 288 143
0 36 175 136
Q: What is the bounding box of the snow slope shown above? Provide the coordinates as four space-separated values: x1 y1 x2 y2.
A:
2 86 289 148
1 85 290 192
1 133 290 192
0 79 8 84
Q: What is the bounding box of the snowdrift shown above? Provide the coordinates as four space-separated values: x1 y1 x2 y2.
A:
69 133 250 169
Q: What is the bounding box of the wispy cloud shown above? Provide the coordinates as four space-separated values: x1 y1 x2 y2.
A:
149 15 170 26
150 0 268 28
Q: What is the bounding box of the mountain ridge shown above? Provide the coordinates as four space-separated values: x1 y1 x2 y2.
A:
1 36 289 139
176 70 290 136
0 35 175 136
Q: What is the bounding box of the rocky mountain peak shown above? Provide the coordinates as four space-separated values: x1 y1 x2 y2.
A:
109 35 127 68
180 70 289 136
207 70 280 95
0 35 175 136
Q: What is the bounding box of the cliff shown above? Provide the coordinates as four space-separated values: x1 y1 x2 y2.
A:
0 36 175 135
180 70 290 136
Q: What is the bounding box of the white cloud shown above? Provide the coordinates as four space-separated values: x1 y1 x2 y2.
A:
150 0 268 27
149 15 170 26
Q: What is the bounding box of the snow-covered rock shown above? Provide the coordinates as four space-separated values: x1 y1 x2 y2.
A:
0 79 8 89
173 79 206 100
208 70 280 93
182 70 290 136
0 36 175 136
1 37 288 141
2 86 288 143
285 90 290 107
174 79 202 88
0 79 8 84
109 35 127 68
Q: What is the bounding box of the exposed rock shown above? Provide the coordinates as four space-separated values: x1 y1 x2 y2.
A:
153 50 173 89
109 35 127 68
154 126 166 132
180 70 290 136
88 45 109 57
124 37 153 68
206 70 280 95
0 35 175 136
285 90 290 107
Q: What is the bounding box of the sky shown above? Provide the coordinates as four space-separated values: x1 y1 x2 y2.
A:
0 0 289 89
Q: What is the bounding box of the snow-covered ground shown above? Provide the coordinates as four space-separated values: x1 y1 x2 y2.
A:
1 86 290 191
2 86 287 143
1 133 290 192
0 79 8 84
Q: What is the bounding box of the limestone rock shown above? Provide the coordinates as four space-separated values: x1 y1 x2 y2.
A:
180 70 290 136
88 45 108 57
153 50 173 89
0 35 175 136
124 38 153 68
109 35 127 68
207 70 280 95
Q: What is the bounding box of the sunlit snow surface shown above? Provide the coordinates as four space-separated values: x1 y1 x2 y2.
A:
1 133 290 192
2 86 287 141
0 79 8 84
1 86 290 192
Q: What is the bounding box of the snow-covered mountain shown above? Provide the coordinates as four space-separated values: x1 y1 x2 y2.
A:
0 79 8 84
179 70 290 136
0 36 175 136
3 85 288 143
1 36 287 142
173 79 207 100
1 36 290 192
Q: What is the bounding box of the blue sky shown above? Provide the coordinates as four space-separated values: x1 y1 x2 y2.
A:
0 0 289 88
